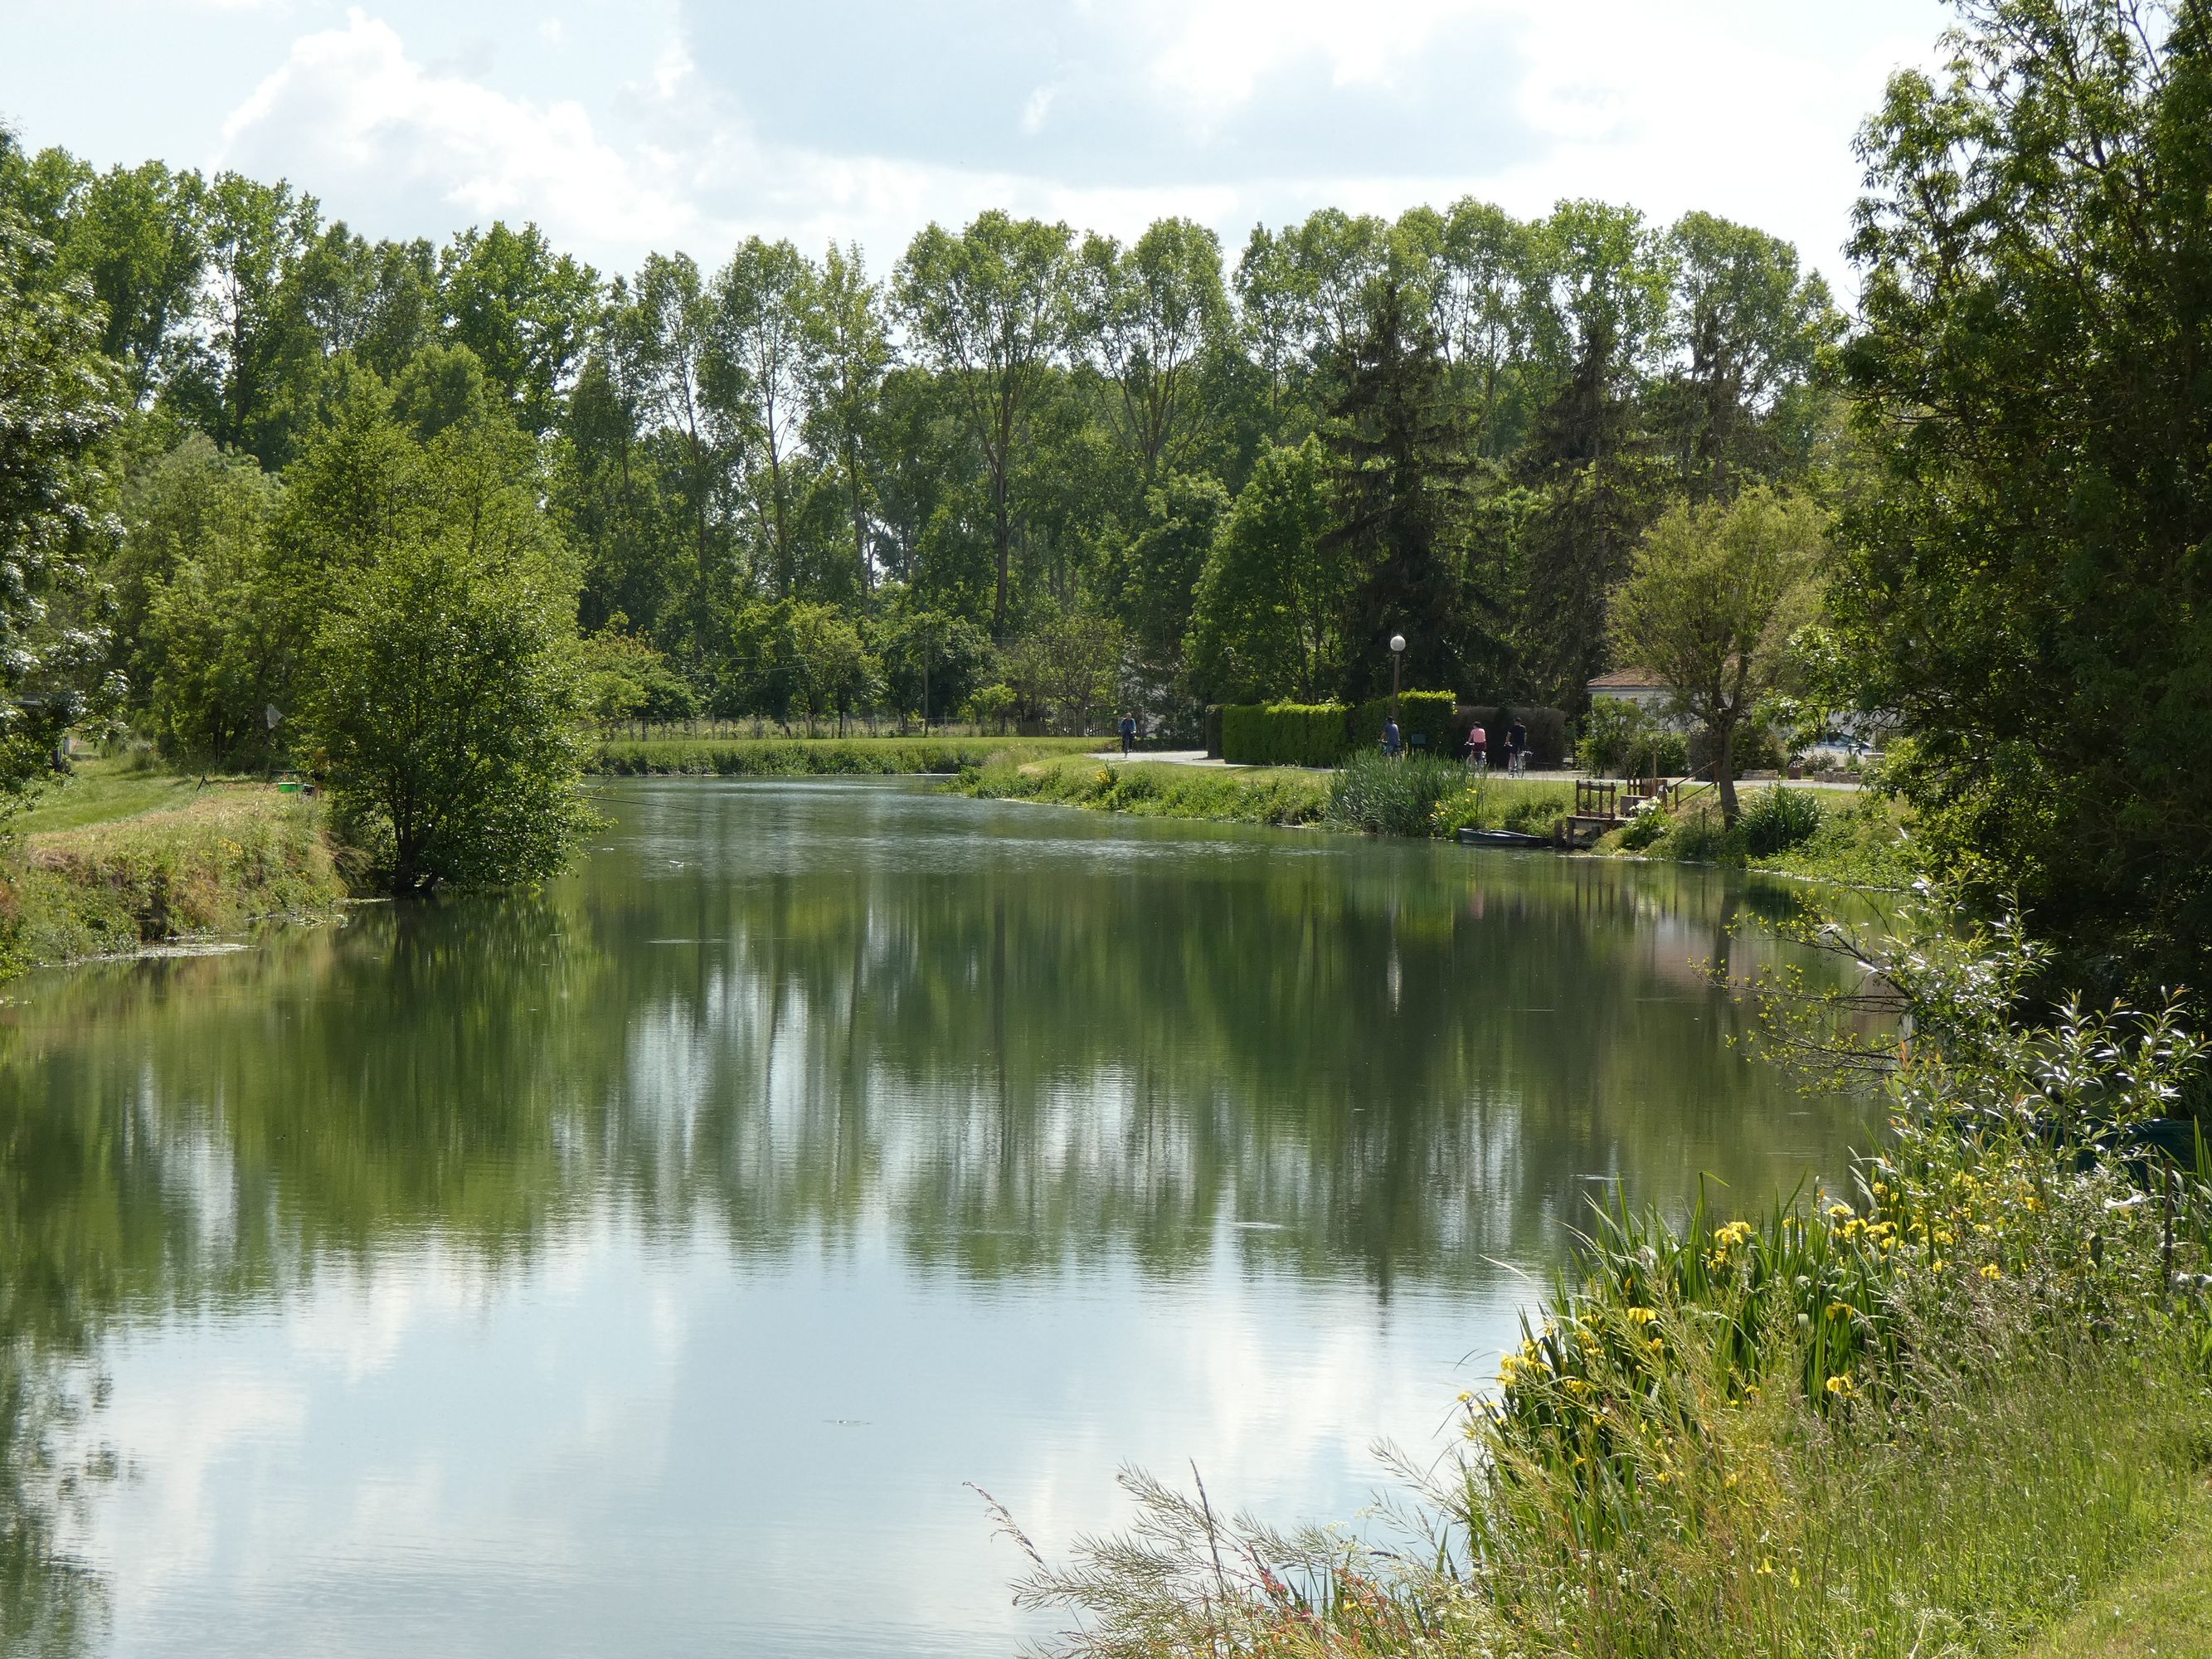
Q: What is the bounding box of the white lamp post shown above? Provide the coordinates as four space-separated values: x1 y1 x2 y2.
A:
1388 634 1406 731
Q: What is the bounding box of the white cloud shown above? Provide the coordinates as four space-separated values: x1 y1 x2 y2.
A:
217 7 701 252
1020 84 1057 137
1140 0 1478 117
182 0 1942 288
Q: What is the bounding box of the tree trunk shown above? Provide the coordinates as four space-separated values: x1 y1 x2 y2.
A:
1717 719 1740 825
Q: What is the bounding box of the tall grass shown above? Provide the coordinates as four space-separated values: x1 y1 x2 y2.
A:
994 907 2212 1659
3 789 345 966
590 734 1101 776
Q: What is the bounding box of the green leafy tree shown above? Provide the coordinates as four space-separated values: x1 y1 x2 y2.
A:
1654 212 1837 498
707 237 814 596
1101 470 1229 711
1514 200 1673 703
182 170 319 460
0 203 124 813
1074 218 1230 489
1609 487 1823 822
437 221 600 435
870 601 990 728
60 159 207 401
1321 272 1482 700
894 211 1072 635
999 608 1124 734
1830 0 2212 992
118 433 286 761
785 601 876 735
1185 436 1344 703
305 528 588 893
631 252 732 658
800 243 893 597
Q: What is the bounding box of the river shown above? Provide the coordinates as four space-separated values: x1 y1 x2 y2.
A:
0 778 1868 1657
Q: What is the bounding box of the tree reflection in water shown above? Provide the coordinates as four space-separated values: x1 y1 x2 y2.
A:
0 779 1872 1649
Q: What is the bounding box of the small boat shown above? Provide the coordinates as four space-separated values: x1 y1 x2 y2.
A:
1457 827 1553 850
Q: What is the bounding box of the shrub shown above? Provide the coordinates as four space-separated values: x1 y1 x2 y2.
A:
1325 752 1466 835
1740 784 1825 856
1577 700 1689 777
1577 697 1644 773
1655 802 1748 864
1220 701 1352 766
1626 725 1690 777
1616 807 1668 851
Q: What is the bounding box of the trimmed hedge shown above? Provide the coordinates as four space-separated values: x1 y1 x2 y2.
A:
1349 691 1461 757
1221 701 1352 766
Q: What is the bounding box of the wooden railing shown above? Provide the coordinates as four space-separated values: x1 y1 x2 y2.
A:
1574 779 1621 821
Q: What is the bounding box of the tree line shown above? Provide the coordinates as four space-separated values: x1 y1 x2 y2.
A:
5 0 2208 997
0 129 1840 753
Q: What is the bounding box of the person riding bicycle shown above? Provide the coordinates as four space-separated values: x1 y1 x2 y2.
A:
1507 717 1529 775
1465 721 1487 772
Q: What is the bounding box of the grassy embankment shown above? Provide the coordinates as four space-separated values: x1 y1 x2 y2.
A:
956 752 1913 885
1 756 345 970
590 733 1101 776
1007 915 2212 1659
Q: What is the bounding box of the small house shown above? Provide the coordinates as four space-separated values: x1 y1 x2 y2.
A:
1585 669 1685 726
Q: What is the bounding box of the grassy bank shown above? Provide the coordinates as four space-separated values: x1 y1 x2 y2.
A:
591 734 1102 776
955 752 1579 835
2 763 346 968
954 756 1335 825
1004 915 2212 1658
957 754 1914 887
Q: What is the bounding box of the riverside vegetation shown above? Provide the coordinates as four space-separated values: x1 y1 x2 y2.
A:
0 757 345 971
958 752 1912 888
991 909 2212 1659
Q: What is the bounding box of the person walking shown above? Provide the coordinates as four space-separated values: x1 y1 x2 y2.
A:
1381 717 1403 759
1118 712 1137 757
1507 716 1529 776
1465 720 1487 774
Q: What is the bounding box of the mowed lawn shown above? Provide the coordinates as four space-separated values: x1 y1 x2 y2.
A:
12 756 261 835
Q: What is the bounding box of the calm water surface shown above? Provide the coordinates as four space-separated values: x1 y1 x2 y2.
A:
0 779 1868 1657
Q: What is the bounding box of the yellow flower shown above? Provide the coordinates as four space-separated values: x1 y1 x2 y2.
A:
1647 1336 1665 1352
1825 1373 1856 1398
1626 1306 1659 1326
1980 1263 2003 1281
1827 1202 1855 1219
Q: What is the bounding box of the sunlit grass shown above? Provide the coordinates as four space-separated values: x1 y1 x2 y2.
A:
7 752 258 835
7 787 343 964
956 757 1334 825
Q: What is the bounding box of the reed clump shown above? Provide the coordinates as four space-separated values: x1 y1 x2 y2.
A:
997 907 2212 1658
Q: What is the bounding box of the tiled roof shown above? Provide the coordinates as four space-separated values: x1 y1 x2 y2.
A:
1587 669 1670 690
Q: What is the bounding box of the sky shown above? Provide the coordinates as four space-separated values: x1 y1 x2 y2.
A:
0 0 1950 294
